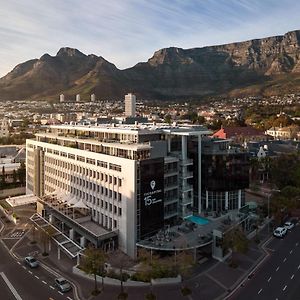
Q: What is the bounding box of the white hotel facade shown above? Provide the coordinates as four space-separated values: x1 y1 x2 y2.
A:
26 123 212 257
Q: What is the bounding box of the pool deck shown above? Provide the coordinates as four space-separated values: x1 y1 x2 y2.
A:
137 210 244 251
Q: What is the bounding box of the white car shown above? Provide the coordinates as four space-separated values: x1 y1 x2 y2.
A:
54 278 72 293
273 227 287 238
284 221 295 230
24 256 39 268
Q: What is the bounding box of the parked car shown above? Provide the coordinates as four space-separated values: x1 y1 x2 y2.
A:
24 256 39 268
54 278 72 293
284 221 295 230
273 227 287 238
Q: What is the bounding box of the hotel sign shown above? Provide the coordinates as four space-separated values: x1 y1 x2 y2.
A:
140 158 164 238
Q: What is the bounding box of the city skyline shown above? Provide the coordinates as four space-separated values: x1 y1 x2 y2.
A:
0 0 300 77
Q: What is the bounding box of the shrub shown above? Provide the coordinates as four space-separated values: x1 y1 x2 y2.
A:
181 286 192 296
145 292 156 300
229 260 238 268
106 270 130 282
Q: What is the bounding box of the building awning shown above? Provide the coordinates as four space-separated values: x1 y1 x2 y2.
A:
30 213 83 258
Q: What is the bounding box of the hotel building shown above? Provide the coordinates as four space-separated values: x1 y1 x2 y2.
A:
26 123 248 258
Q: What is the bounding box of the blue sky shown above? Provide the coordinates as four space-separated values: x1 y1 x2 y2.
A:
0 0 299 76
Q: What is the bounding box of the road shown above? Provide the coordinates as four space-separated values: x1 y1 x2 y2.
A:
231 225 300 300
0 219 74 300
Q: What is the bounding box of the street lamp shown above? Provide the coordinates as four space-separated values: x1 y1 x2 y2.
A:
267 193 270 233
266 188 280 233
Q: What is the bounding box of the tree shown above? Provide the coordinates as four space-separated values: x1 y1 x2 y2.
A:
82 247 107 295
39 228 48 256
223 227 249 267
269 154 300 189
174 251 194 297
12 169 17 185
1 166 6 188
164 115 172 124
17 162 26 186
108 250 132 299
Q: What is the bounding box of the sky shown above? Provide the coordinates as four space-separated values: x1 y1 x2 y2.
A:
0 0 300 77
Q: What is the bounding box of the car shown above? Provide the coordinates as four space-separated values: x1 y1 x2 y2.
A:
24 256 39 268
54 277 72 293
284 221 295 230
273 226 287 238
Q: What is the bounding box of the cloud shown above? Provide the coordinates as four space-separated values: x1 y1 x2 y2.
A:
0 0 299 76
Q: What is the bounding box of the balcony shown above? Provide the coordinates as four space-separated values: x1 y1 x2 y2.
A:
180 208 193 218
179 170 193 179
164 170 178 177
180 194 193 205
164 183 178 192
180 183 193 193
179 158 193 166
164 197 179 205
164 211 178 219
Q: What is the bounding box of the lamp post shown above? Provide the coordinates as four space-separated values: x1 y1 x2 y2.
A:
266 188 280 233
267 193 270 233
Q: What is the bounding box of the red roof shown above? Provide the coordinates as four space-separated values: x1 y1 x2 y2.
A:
213 126 265 139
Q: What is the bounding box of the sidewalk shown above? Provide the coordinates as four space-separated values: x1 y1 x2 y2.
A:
12 223 272 300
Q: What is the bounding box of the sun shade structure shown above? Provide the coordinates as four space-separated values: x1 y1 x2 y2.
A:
72 199 89 209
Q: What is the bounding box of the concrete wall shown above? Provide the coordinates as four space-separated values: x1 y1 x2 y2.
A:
0 187 26 199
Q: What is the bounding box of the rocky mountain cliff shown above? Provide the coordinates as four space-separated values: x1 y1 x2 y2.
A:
1 30 300 101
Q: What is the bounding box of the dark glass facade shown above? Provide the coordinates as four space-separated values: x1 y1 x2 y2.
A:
189 137 249 212
139 158 165 238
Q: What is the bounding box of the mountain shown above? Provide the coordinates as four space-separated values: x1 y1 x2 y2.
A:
1 30 300 101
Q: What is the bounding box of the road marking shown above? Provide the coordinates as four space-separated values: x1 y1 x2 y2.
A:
28 271 32 275
291 274 294 280
283 285 287 291
258 288 263 294
17 262 21 265
290 250 293 254
276 266 280 271
50 285 55 290
283 257 287 262
22 266 26 270
0 272 23 300
296 242 299 246
298 264 300 270
42 280 47 285
67 297 73 300
267 276 272 282
58 291 64 295
35 275 39 279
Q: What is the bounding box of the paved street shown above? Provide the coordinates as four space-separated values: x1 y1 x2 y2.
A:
0 217 75 300
231 225 300 300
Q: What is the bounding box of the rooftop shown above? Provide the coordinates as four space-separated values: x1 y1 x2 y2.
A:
49 123 211 136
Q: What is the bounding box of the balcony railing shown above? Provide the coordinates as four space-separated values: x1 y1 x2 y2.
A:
179 171 193 179
179 158 193 166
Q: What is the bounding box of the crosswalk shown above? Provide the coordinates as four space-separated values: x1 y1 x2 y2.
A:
10 230 25 238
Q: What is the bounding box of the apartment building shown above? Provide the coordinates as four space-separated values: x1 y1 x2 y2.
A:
26 123 214 257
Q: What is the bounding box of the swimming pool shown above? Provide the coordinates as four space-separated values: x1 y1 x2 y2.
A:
185 215 209 225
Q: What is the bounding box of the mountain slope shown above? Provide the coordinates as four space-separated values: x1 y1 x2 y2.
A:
1 30 300 100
